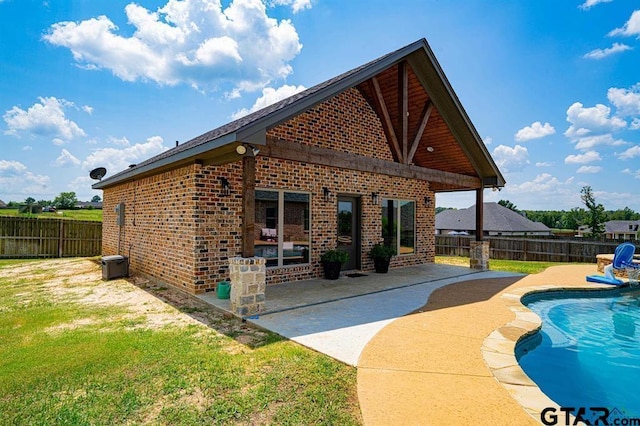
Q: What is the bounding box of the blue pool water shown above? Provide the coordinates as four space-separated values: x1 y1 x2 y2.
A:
518 289 640 418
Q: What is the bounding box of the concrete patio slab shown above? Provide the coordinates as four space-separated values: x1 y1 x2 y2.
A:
196 264 519 366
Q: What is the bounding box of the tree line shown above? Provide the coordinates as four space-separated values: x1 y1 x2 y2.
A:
3 192 101 210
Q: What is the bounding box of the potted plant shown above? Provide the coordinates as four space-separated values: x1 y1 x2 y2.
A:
321 249 349 280
369 243 396 273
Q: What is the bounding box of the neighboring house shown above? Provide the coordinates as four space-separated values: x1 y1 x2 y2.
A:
436 203 552 237
578 221 640 240
93 39 505 295
76 201 103 209
0 199 6 209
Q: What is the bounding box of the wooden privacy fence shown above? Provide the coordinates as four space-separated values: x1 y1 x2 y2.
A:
436 235 625 263
0 217 102 258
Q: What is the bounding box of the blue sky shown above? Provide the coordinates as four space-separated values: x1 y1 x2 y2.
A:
1 0 639 211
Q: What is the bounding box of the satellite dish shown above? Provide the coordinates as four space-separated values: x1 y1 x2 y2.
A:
89 167 107 181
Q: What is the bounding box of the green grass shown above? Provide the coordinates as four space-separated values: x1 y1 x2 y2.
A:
0 260 361 425
0 208 102 222
436 255 587 275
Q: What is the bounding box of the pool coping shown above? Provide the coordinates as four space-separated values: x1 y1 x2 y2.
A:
482 279 629 423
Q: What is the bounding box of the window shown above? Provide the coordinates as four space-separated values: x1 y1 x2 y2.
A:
255 189 310 267
382 199 415 255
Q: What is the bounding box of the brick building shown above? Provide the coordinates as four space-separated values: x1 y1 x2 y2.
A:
93 39 505 295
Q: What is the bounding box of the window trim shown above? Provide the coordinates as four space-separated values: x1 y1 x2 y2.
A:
256 188 312 268
382 198 416 256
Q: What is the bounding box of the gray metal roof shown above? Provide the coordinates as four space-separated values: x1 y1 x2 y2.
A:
93 38 504 190
436 203 551 233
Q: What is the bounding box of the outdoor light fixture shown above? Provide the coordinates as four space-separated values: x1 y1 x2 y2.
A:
235 144 260 156
371 192 379 205
323 187 331 201
424 195 432 207
220 177 231 196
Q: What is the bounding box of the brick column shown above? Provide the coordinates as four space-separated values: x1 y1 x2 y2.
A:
229 257 266 317
470 240 490 270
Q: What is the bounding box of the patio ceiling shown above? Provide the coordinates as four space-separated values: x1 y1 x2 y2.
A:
357 61 485 192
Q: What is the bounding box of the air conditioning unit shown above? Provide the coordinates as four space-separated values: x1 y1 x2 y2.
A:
101 255 129 280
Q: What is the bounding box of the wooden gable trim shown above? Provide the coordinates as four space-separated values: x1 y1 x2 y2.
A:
370 77 403 162
407 100 433 165
398 61 409 163
264 137 481 189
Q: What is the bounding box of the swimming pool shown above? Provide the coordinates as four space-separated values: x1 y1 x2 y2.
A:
517 288 640 418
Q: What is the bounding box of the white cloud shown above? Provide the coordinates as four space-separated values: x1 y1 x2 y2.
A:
82 105 94 115
622 168 640 179
0 160 27 174
53 149 81 167
231 84 306 119
631 118 640 130
616 145 640 160
579 0 612 10
44 0 303 95
514 121 555 142
83 135 169 175
22 145 33 151
491 144 529 172
108 136 130 146
0 160 50 196
564 102 626 140
609 10 640 37
271 0 312 13
535 161 552 167
482 136 493 146
564 150 601 164
607 85 640 116
3 97 86 141
576 165 602 173
583 43 632 59
574 134 627 150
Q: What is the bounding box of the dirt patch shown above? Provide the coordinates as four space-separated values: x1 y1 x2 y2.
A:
3 258 272 348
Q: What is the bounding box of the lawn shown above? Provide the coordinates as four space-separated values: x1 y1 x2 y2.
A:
0 258 361 425
0 208 103 222
436 255 586 275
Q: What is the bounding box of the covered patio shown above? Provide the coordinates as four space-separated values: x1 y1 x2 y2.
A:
197 263 520 365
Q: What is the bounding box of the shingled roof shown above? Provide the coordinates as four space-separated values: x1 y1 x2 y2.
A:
436 203 551 234
94 38 504 191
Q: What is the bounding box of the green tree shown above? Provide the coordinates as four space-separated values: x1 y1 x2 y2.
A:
498 200 518 212
580 186 606 238
24 197 35 204
91 195 102 203
563 207 587 230
53 192 78 209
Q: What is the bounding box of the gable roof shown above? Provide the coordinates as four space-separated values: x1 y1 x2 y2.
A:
436 203 551 233
94 38 504 191
605 220 640 234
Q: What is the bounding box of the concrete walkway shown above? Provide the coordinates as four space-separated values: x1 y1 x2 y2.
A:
197 264 519 365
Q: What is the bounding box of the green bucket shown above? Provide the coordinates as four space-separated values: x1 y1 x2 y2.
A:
216 281 231 299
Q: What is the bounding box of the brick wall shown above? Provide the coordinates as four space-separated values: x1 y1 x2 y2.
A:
102 87 435 294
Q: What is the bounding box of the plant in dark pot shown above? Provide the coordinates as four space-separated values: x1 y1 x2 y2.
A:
321 249 349 280
369 243 397 273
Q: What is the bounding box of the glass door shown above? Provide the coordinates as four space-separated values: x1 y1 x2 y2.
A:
337 196 360 270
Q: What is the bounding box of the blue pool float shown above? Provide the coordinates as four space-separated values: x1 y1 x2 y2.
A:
586 275 624 286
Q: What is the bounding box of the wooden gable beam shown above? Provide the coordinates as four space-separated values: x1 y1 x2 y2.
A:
370 77 403 162
398 61 409 163
264 137 482 189
406 100 433 165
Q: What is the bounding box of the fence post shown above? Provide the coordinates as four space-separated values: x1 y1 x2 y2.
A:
58 220 64 258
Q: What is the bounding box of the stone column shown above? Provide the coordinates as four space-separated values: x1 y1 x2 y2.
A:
470 240 490 270
229 257 266 317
